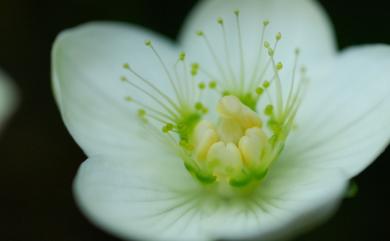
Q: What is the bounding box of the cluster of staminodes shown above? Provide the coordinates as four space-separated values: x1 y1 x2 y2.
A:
120 10 307 192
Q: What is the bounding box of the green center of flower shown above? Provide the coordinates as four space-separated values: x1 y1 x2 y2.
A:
120 10 308 197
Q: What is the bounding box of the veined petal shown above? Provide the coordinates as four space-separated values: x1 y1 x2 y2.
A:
74 155 208 241
179 0 336 77
52 22 179 157
285 45 390 177
0 69 17 131
75 154 347 241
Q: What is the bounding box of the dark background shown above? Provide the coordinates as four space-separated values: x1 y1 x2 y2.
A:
0 1 389 241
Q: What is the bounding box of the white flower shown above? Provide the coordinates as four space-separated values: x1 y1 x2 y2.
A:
52 0 390 241
0 69 17 132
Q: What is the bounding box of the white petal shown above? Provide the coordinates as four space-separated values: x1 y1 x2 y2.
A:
52 22 180 156
74 155 209 241
0 69 17 131
179 0 336 80
203 161 347 241
75 154 347 241
286 45 390 177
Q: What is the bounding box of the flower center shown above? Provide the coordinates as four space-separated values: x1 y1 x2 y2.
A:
120 10 308 196
188 96 271 184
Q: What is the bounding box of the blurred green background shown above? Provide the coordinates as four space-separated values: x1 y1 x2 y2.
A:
0 0 389 240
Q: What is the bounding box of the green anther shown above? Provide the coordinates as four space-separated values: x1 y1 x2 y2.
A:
263 19 270 26
217 17 224 25
234 9 240 16
202 107 208 114
268 120 281 133
264 104 274 116
120 76 127 82
195 102 203 110
179 52 186 61
191 63 200 76
124 96 133 102
256 87 264 95
198 82 206 90
222 90 230 96
144 40 152 47
138 109 146 117
209 81 217 89
268 48 274 57
301 66 307 73
162 126 169 133
162 123 174 133
123 63 130 69
276 62 283 70
179 139 188 147
263 80 270 88
275 32 282 41
295 48 300 55
264 41 270 49
196 31 204 36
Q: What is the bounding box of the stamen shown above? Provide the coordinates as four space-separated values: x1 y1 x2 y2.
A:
248 19 270 92
217 16 237 87
145 40 185 108
234 10 246 91
122 65 180 118
196 31 229 86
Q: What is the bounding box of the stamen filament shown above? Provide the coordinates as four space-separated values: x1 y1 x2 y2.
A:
248 20 269 92
127 97 176 122
234 10 246 92
147 42 185 108
197 32 229 83
217 17 237 87
124 64 181 114
121 76 179 119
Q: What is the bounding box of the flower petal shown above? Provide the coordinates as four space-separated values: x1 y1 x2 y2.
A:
75 154 347 241
74 155 209 241
285 45 390 177
0 69 17 130
52 22 180 156
179 0 336 79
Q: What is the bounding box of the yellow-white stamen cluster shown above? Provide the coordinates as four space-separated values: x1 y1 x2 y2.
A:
120 10 308 195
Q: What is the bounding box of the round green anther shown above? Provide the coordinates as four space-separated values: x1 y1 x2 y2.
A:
263 19 270 26
295 48 300 55
275 32 282 41
264 104 274 116
144 40 152 47
263 81 270 88
179 52 186 61
209 81 217 89
120 76 127 82
162 123 174 133
196 31 204 36
256 87 264 95
217 17 224 25
195 102 203 110
264 41 270 49
124 96 133 102
268 48 274 57
198 82 206 90
138 109 146 116
276 62 283 70
234 9 240 16
123 63 130 69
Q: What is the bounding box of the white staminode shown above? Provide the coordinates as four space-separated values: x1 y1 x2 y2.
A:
119 11 307 194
